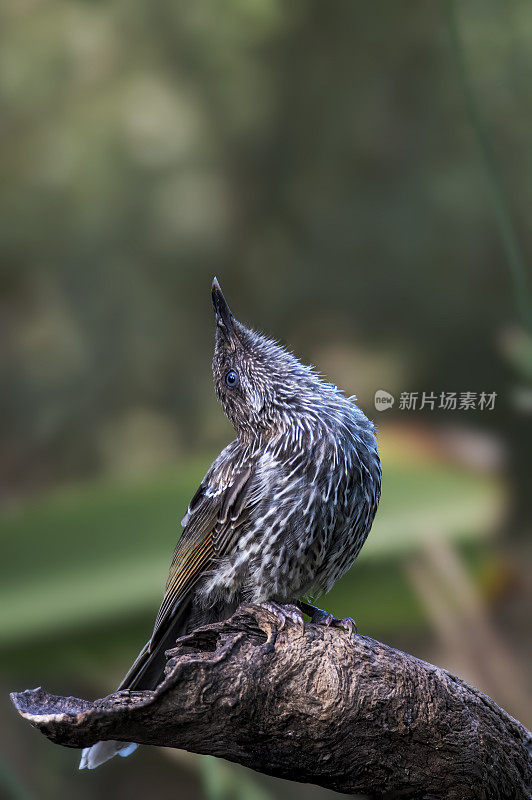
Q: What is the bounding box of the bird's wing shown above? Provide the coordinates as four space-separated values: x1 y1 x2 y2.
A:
149 463 255 645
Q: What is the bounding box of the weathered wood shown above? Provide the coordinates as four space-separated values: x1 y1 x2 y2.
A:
10 603 532 800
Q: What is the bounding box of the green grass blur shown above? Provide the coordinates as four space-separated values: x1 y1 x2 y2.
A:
0 451 501 666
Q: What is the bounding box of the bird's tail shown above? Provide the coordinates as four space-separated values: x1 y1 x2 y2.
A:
79 741 138 770
79 603 192 770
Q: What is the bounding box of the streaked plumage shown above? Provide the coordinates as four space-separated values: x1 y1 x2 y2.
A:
80 278 381 769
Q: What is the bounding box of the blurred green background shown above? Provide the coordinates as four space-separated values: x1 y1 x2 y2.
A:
1 1 531 798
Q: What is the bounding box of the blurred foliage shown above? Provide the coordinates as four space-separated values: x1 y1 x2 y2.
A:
1 1 531 799
1 0 531 499
0 450 501 672
445 0 532 331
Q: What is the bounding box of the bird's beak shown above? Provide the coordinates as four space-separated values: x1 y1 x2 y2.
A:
211 277 238 346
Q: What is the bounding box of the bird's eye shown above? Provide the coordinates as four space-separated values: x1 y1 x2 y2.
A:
225 370 239 388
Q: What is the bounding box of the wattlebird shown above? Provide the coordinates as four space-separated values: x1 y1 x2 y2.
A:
80 278 381 769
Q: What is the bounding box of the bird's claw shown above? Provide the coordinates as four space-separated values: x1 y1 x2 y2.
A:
330 616 357 635
298 602 357 635
259 602 305 652
312 609 357 634
260 601 305 631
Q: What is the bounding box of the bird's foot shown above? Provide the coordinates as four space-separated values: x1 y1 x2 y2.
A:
259 601 305 653
260 601 305 630
297 601 357 635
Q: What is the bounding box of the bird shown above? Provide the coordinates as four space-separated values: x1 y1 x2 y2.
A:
79 277 381 769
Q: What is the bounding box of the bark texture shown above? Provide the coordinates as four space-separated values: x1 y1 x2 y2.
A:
10 603 532 800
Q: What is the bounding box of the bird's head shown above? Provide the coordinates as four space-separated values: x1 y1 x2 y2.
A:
211 278 323 439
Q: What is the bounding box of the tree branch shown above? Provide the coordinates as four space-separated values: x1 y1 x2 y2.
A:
10 603 532 800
